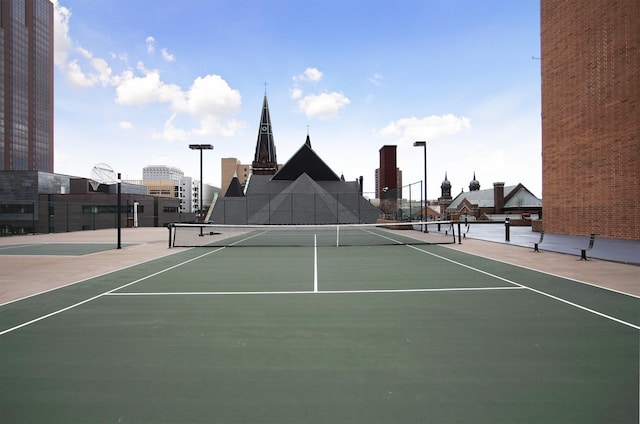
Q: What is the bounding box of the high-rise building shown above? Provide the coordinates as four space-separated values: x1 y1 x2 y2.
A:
220 158 250 196
377 145 401 199
142 165 184 182
541 0 639 240
1 0 54 172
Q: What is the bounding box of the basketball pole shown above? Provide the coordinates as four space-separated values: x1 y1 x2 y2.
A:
413 141 427 232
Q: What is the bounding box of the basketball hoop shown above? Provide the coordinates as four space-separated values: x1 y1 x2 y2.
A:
89 163 118 192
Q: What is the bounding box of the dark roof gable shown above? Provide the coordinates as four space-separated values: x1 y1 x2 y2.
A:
272 143 340 181
224 175 244 197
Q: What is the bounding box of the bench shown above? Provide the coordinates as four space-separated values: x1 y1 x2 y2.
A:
533 231 544 252
579 233 597 260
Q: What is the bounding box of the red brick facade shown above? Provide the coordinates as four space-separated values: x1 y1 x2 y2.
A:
541 0 639 240
378 145 398 198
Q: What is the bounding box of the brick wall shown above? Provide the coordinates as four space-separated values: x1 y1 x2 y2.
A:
378 146 398 197
541 0 639 240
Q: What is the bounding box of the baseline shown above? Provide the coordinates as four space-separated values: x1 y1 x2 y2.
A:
106 286 524 296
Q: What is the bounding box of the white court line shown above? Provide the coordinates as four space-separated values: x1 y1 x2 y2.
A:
228 230 270 246
106 286 524 296
407 244 640 331
442 246 640 300
0 247 188 308
361 228 406 244
0 247 227 336
314 234 318 292
0 244 39 251
4 233 638 335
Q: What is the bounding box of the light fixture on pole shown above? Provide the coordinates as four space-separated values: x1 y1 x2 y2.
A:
189 144 214 224
413 141 427 232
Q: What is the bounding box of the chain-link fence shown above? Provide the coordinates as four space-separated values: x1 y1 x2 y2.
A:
209 182 428 225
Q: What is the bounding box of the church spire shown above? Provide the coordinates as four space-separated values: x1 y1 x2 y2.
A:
305 125 312 148
252 94 278 175
469 171 480 191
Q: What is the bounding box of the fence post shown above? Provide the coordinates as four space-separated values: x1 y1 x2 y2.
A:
32 201 36 234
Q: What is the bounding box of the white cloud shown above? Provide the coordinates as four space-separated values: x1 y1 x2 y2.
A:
192 117 246 138
77 46 92 59
154 114 188 142
290 87 303 100
378 114 471 145
161 48 175 62
294 67 323 83
146 36 156 54
369 72 383 85
90 57 114 86
52 0 73 67
66 60 95 87
186 75 241 118
297 92 350 120
115 68 187 110
54 5 244 142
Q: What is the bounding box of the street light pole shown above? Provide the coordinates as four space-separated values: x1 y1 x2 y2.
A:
189 144 214 223
413 141 427 232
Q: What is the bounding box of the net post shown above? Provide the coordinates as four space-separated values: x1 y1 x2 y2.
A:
336 224 340 247
168 223 173 248
457 221 462 244
505 218 510 242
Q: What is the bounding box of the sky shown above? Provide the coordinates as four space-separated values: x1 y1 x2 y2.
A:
53 0 542 199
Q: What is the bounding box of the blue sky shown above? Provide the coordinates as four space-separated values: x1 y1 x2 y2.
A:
53 0 541 199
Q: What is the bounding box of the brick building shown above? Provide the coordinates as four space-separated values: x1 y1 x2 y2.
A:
541 0 639 240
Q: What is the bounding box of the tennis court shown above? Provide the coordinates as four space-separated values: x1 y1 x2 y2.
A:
0 226 638 423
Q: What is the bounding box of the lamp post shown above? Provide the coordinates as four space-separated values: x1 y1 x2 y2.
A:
117 172 122 248
189 144 214 223
413 141 427 232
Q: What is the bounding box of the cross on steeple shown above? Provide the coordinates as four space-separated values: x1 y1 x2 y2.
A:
305 125 312 148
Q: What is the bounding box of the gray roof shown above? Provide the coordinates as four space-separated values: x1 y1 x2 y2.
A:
446 184 541 211
503 187 542 208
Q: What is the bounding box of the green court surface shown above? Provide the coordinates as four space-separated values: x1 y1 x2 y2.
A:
0 243 638 423
0 243 135 256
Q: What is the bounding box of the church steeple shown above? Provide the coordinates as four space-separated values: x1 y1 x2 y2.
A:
469 171 480 191
440 172 452 200
305 125 312 148
252 95 278 175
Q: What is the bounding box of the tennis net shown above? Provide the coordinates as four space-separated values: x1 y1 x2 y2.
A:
169 221 459 248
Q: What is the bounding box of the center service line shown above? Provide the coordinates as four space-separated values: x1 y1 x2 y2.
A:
314 234 318 292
